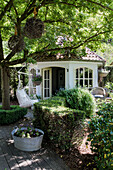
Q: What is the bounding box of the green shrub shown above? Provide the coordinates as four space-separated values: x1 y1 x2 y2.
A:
57 88 96 117
33 96 86 151
0 105 27 125
86 102 113 169
105 82 113 92
37 96 66 108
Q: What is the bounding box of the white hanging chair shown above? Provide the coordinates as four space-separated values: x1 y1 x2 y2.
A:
16 72 38 108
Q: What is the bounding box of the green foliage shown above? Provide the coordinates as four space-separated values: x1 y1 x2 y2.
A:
56 88 96 117
105 82 113 92
0 105 27 125
96 42 113 66
87 102 113 169
1 0 113 110
33 96 86 151
32 74 42 82
1 0 113 60
37 96 66 107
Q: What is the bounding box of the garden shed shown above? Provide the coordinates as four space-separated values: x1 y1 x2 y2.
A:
28 47 106 99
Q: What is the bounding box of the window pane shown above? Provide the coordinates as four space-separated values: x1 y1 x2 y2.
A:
46 70 48 79
85 80 88 87
44 70 46 79
76 69 78 78
80 79 83 87
48 89 50 97
44 80 46 88
89 80 93 87
76 79 79 87
46 89 48 97
44 89 46 97
85 68 88 78
80 68 83 78
48 70 49 79
89 69 93 78
47 80 49 88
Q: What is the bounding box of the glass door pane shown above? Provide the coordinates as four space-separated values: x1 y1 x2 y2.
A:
43 69 51 99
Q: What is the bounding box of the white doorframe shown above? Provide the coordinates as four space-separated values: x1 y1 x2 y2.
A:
42 68 52 99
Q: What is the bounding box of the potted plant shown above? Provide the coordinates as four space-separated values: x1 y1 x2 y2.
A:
32 74 42 86
98 69 110 78
11 126 44 151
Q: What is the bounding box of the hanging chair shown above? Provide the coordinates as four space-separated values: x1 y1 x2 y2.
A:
16 72 38 108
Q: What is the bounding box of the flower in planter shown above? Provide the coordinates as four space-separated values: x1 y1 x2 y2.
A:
14 126 41 138
32 74 42 82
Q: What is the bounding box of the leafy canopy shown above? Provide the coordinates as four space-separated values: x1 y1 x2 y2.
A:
0 0 113 66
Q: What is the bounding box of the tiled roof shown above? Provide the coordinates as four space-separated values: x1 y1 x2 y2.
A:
83 47 106 62
36 47 106 62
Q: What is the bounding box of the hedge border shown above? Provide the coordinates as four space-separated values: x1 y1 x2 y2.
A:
0 105 27 125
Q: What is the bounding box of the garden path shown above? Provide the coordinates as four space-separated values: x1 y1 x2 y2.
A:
0 119 69 170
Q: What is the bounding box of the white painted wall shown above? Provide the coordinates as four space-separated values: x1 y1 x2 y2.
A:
29 61 102 98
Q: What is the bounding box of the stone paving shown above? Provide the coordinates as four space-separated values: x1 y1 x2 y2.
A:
0 110 69 170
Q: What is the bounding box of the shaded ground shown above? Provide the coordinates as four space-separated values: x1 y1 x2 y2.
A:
46 120 97 170
61 134 97 170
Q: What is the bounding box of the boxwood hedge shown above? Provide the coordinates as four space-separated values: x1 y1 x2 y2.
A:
0 105 27 125
33 96 86 151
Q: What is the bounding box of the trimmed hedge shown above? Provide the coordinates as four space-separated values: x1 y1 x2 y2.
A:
37 96 66 107
33 96 86 151
0 105 27 125
56 88 96 117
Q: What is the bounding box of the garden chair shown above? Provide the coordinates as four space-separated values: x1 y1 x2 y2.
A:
91 87 106 99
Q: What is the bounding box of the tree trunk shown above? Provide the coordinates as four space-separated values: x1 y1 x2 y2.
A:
1 66 10 110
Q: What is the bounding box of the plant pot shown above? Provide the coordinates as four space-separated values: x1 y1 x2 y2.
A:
11 127 44 151
98 70 110 78
33 81 42 86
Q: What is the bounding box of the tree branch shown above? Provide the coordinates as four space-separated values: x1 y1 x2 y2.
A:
12 3 19 18
44 19 70 25
72 29 113 49
86 0 113 11
20 0 47 22
5 28 113 66
6 58 26 66
44 1 78 8
0 0 13 20
27 29 113 59
19 0 36 22
5 41 26 61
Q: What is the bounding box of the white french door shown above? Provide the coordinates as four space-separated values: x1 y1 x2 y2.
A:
43 68 52 99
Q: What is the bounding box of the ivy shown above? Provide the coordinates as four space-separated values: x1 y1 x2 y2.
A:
86 101 113 169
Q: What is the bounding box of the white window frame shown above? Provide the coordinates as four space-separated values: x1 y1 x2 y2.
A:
74 67 93 88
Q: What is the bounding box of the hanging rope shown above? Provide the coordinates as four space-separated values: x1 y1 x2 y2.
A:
16 71 38 108
15 25 17 35
33 7 37 18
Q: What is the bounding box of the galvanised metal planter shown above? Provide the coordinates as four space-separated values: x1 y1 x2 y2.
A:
12 127 44 151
